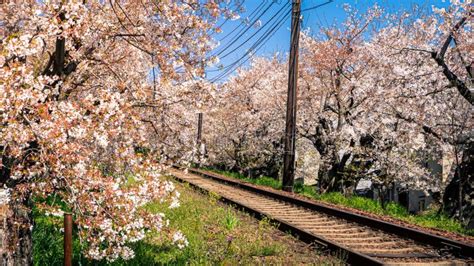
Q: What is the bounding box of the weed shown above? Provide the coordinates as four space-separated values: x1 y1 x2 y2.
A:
223 209 240 231
208 191 221 204
250 243 281 257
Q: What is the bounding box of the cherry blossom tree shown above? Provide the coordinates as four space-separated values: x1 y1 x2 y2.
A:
0 1 237 263
298 1 472 201
205 57 287 177
199 2 472 219
297 5 385 194
371 0 473 222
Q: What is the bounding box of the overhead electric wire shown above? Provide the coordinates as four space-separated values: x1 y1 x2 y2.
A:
172 0 266 75
210 5 291 83
218 5 290 70
208 3 290 75
301 0 333 12
210 0 247 36
210 9 290 82
217 0 268 42
208 0 334 83
213 1 276 57
219 2 290 60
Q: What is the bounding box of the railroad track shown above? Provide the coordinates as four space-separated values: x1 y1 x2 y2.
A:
169 168 474 265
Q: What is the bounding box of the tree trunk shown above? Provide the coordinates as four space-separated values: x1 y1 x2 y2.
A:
443 141 473 229
1 195 33 266
317 153 353 193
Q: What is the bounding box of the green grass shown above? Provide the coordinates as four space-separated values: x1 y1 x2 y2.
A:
202 168 474 237
33 179 337 265
33 211 83 265
315 192 474 236
222 209 240 231
202 167 282 190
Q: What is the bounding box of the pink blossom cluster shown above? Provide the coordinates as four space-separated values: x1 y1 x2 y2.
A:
0 0 234 262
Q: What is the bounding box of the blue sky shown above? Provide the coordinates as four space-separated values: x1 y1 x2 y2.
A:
205 0 451 82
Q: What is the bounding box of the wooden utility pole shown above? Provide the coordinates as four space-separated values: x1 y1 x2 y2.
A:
197 113 203 146
282 0 301 192
197 113 203 166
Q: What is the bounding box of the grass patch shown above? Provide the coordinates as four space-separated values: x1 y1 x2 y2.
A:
202 168 474 237
202 167 282 190
33 179 336 265
314 193 473 236
33 211 83 265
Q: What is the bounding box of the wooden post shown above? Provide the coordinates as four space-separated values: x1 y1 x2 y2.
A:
151 53 157 100
197 113 203 167
64 213 72 266
282 0 301 192
197 113 203 146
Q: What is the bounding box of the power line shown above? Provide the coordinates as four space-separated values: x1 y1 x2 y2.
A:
210 5 291 83
207 1 288 77
208 0 334 82
173 1 269 75
219 2 290 60
210 0 247 36
210 11 289 82
213 1 276 57
217 0 268 42
301 0 333 12
199 0 334 82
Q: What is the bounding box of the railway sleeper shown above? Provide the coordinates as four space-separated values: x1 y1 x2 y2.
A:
317 232 373 238
323 236 386 243
265 211 318 217
355 247 428 254
344 241 401 249
289 220 335 229
367 252 442 259
303 223 353 229
304 226 361 232
280 216 331 222
284 217 337 223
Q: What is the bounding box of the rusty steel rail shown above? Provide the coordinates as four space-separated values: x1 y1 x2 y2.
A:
182 168 474 261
